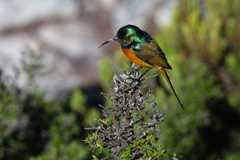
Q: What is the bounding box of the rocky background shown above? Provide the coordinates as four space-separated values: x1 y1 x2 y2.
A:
0 0 174 98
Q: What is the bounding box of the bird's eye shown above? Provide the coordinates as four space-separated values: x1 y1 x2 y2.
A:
123 39 129 44
125 35 132 43
126 35 132 40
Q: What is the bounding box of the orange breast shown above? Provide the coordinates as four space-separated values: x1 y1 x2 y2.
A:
122 48 152 68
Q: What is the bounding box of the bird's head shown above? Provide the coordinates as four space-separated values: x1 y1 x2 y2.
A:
114 25 142 48
98 24 144 48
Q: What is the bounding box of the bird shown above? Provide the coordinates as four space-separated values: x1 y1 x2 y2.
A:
99 24 184 109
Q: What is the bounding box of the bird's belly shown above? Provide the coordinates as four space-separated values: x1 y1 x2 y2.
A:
122 48 152 68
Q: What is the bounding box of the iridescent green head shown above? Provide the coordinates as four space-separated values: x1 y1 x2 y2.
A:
98 24 151 49
114 24 151 48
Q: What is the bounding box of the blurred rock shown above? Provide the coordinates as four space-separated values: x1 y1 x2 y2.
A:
0 0 76 30
0 0 175 98
112 0 175 30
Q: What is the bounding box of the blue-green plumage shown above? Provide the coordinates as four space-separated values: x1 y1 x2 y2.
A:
99 24 184 109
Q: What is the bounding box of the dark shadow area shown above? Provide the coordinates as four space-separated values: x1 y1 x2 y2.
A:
80 83 104 108
187 97 240 160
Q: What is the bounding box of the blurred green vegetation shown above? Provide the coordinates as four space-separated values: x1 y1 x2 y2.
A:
154 1 240 159
0 0 240 159
0 72 100 160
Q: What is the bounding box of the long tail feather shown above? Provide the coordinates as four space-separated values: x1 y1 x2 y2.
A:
158 67 184 110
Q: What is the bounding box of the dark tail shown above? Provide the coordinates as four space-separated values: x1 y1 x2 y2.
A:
158 67 184 110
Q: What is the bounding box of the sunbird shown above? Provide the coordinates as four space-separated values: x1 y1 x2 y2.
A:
99 24 184 109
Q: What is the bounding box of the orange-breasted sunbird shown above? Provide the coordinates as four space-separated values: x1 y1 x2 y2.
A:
99 24 184 109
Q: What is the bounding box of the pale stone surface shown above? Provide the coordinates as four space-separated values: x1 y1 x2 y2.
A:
0 0 175 98
0 0 76 29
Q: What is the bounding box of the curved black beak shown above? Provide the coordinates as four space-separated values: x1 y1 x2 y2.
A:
98 36 118 48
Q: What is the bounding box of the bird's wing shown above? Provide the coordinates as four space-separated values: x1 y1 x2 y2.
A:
136 40 172 69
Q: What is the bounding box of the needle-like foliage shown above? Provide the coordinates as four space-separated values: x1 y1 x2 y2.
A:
87 65 176 159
